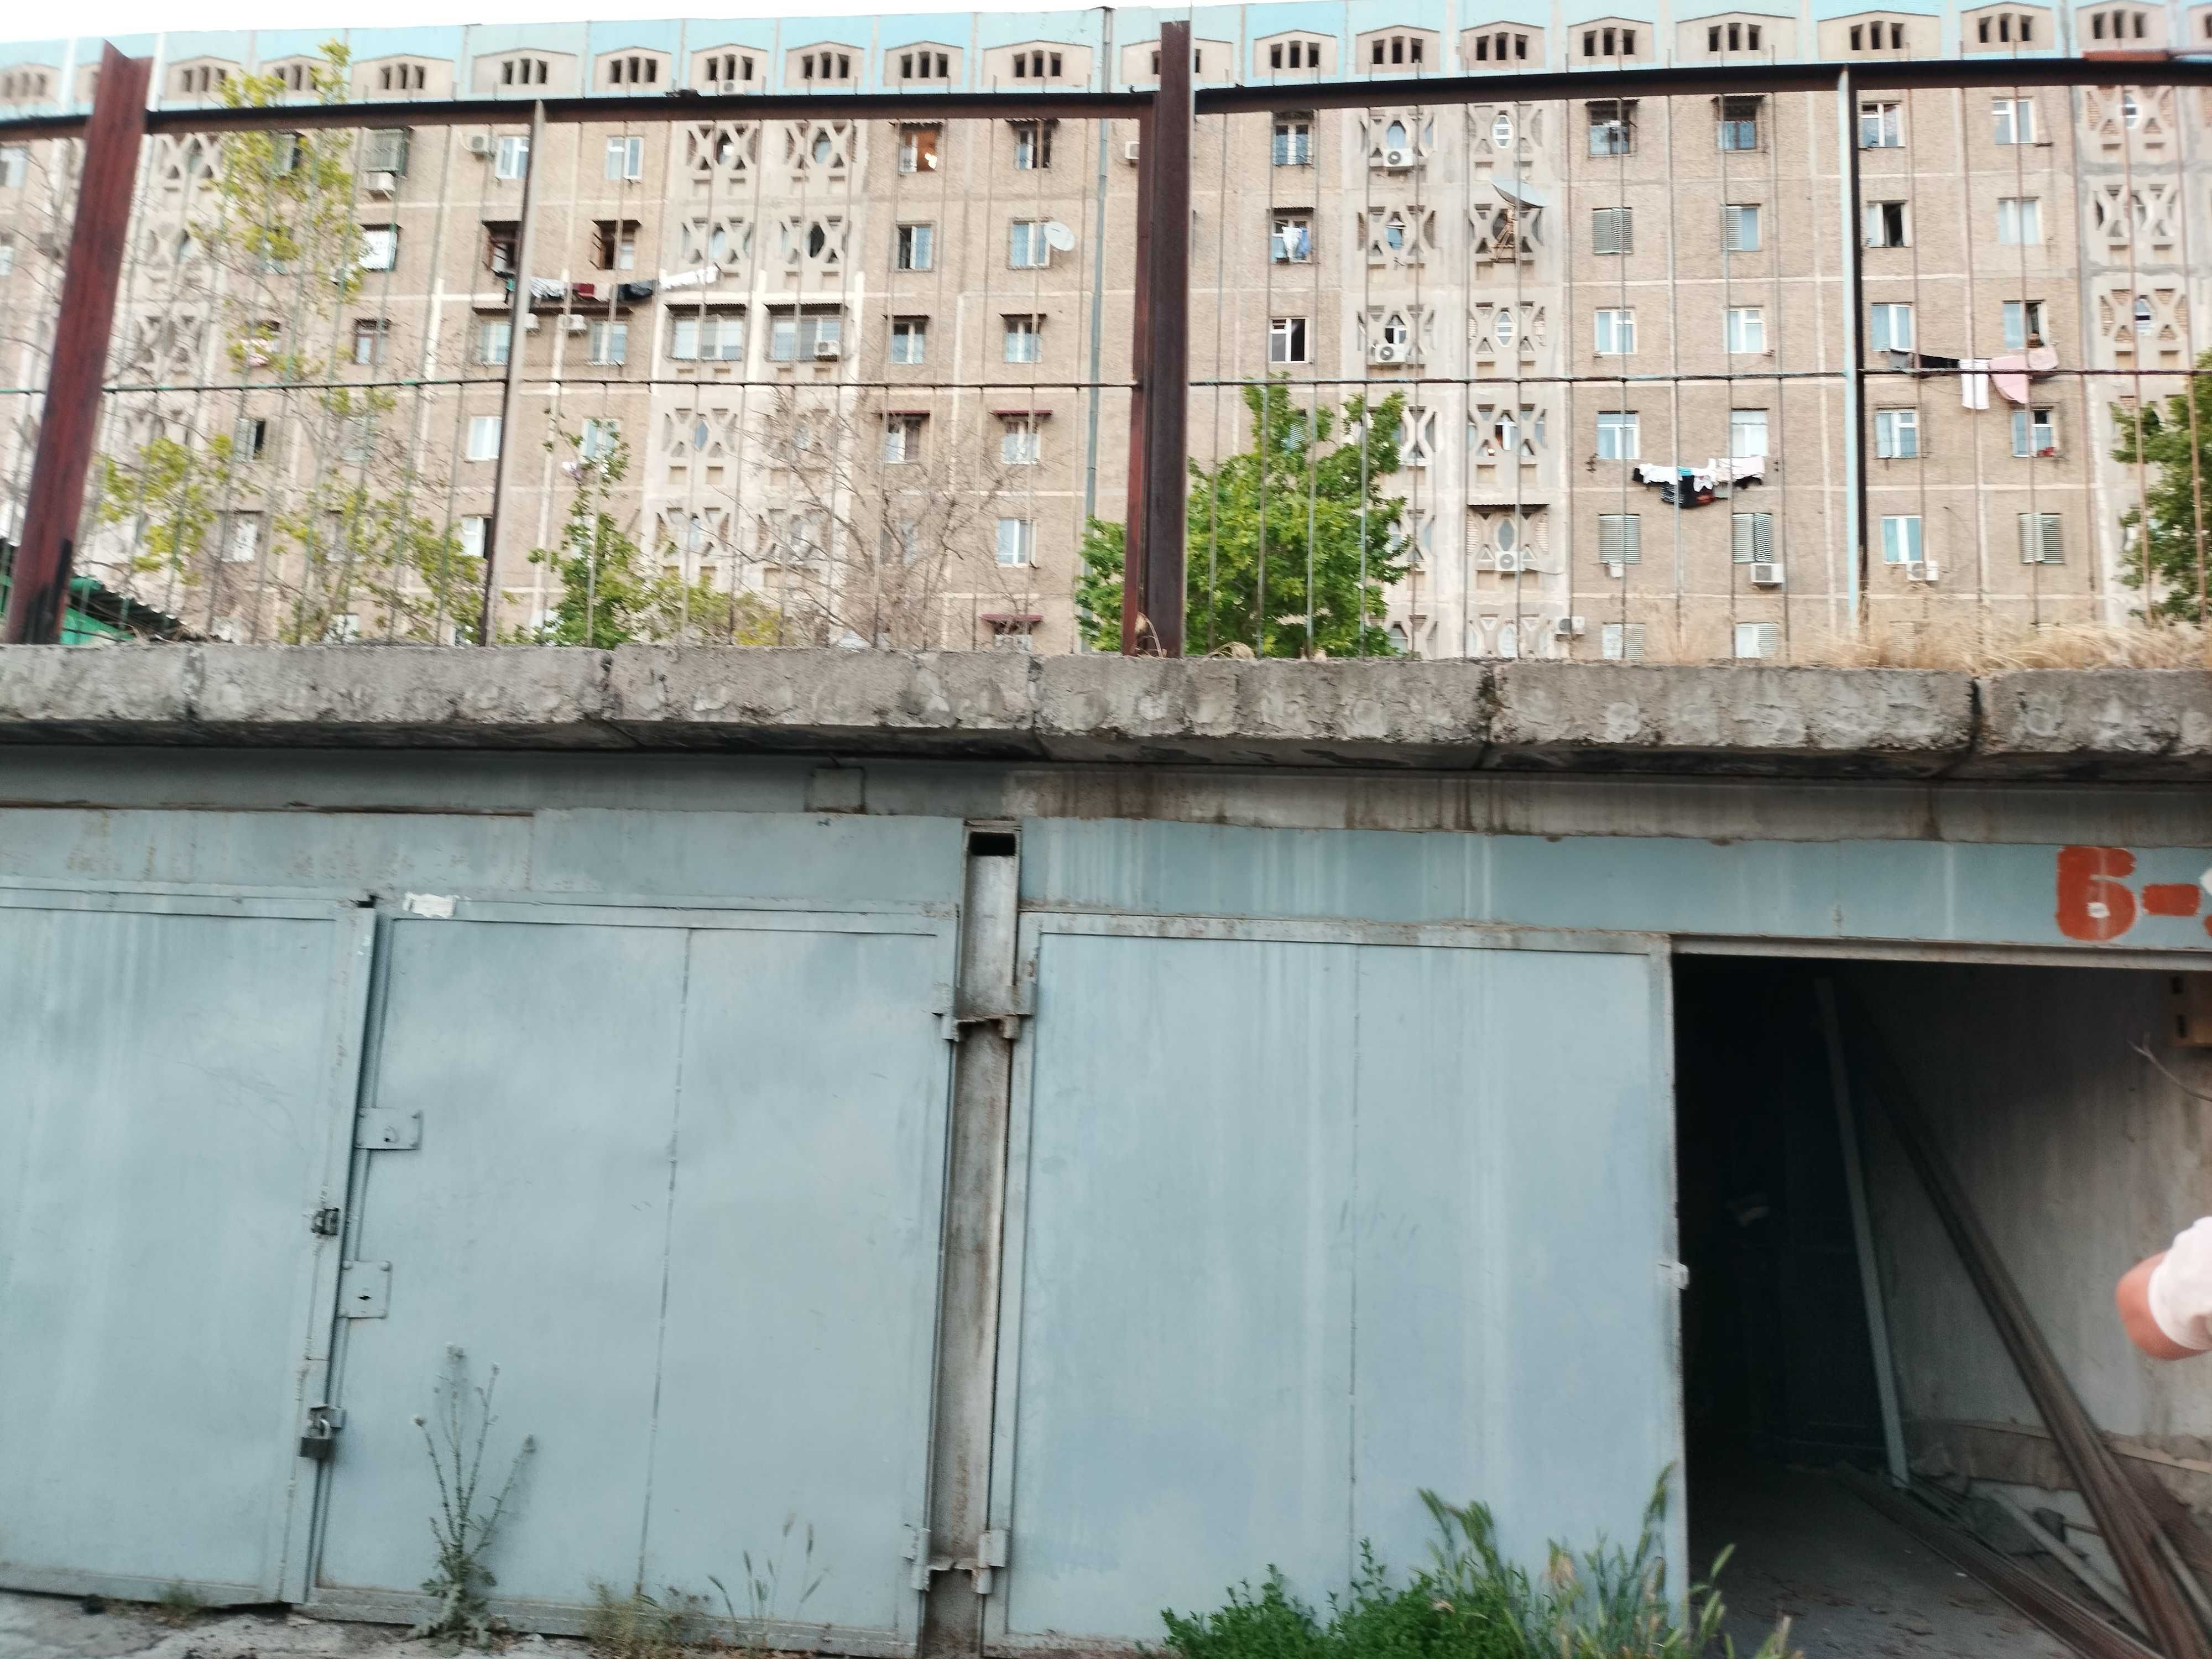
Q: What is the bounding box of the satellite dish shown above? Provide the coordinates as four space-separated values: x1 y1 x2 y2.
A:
1042 220 1076 252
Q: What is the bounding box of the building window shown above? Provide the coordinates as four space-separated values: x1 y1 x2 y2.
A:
351 319 388 365
1718 95 1762 150
898 50 951 80
498 56 548 87
594 219 639 270
1997 196 2041 245
1725 307 1766 353
1592 206 1632 254
476 318 512 365
1992 97 2037 145
578 417 619 461
1601 622 1646 660
1001 415 1042 465
1472 30 1529 61
494 134 530 179
467 415 503 461
1008 50 1065 80
2002 299 2047 349
1723 204 1761 252
1588 100 1636 156
1582 25 1639 57
1858 100 1902 148
896 222 935 272
1009 221 1051 269
996 518 1034 566
1270 215 1312 263
456 516 489 561
1734 622 1780 660
1879 514 1924 564
1598 513 1641 565
0 146 26 189
884 414 926 465
1725 513 1774 567
1273 117 1313 165
700 53 753 88
1848 20 1908 49
1270 38 1326 69
1012 121 1053 169
604 54 659 86
220 512 261 562
1863 200 1910 248
890 316 928 364
604 137 644 181
768 310 840 361
587 320 628 365
1003 315 1041 363
1868 302 1914 352
1874 407 1919 458
1597 411 1640 460
1369 33 1428 66
1709 20 1766 51
1594 308 1635 355
799 51 854 81
2018 512 2063 564
1730 409 1770 458
898 125 941 174
233 416 268 460
669 313 742 361
2012 405 2058 457
359 226 399 271
1269 316 1311 364
482 221 518 275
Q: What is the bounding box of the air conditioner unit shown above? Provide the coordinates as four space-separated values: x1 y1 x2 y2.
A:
564 314 589 335
522 314 541 333
1907 558 1940 583
1552 614 1586 639
1604 561 1625 579
1749 561 1784 587
466 134 493 156
1381 145 1416 169
364 170 398 196
1493 550 1523 573
1123 139 1141 164
812 338 842 359
1370 341 1407 364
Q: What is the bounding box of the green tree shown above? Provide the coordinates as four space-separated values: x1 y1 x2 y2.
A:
2112 354 2212 623
525 427 776 646
1077 381 1408 656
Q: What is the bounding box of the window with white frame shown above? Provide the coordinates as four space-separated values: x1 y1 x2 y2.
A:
2017 512 2063 563
460 516 489 561
1992 97 2037 145
672 313 745 360
359 226 398 270
1724 204 1761 251
769 308 841 361
898 125 941 173
467 414 502 461
1003 315 1041 363
580 416 619 460
1598 513 1641 565
2012 405 2057 457
1858 100 1902 148
1725 307 1766 353
1881 513 1923 563
1592 206 1632 254
1271 214 1312 263
1869 302 1914 352
883 414 925 465
0 146 29 188
1001 414 1042 465
494 134 530 179
1012 121 1053 169
476 318 511 365
604 136 643 181
896 222 934 271
1269 316 1310 364
1594 308 1635 354
890 316 928 364
1864 201 1909 247
996 518 1034 566
1597 410 1640 460
1730 408 1769 458
1997 196 2041 245
2002 299 2047 349
1874 406 1919 458
1272 116 1312 165
1718 95 1762 150
1009 220 1051 268
1601 622 1646 660
1587 100 1635 155
1731 510 1775 562
587 319 628 365
1734 622 1780 659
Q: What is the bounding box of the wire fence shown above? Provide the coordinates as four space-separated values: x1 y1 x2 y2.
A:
1 57 2208 660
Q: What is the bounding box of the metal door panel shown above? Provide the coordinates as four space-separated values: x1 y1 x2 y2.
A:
310 917 690 1605
998 932 1359 1641
994 918 1676 1645
643 924 952 1643
0 887 372 1602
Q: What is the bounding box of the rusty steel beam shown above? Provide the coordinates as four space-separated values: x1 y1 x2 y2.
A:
1137 20 1192 659
3 46 150 646
1120 105 1154 654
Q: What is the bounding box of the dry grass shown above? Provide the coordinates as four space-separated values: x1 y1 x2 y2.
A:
1741 616 2212 671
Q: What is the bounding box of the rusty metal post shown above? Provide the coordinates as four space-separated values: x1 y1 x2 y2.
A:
2 46 151 646
1138 21 1193 657
481 98 546 646
1120 106 1154 653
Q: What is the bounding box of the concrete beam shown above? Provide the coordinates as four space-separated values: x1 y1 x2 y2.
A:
0 646 2207 782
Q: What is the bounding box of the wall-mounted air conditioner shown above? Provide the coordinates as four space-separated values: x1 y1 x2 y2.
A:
1123 139 1141 164
466 134 493 156
1907 558 1940 583
1370 341 1408 364
364 171 398 196
522 314 541 333
1380 145 1416 170
564 314 589 334
813 338 842 359
1552 614 1586 639
1493 550 1523 573
1749 561 1784 587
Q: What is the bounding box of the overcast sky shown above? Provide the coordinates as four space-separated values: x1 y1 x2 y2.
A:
7 0 1106 48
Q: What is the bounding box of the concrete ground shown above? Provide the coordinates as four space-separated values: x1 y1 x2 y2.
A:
1691 1462 2074 1659
0 1597 580 1659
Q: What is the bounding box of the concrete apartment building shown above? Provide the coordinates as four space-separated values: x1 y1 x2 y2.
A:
0 6 2207 656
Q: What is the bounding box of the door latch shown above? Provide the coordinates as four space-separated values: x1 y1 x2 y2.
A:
298 1404 345 1461
904 1526 1009 1595
310 1206 343 1237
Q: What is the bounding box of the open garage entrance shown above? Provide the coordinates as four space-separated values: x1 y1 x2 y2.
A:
1671 954 2210 1659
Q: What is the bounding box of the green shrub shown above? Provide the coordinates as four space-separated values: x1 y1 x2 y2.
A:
1160 1478 1793 1659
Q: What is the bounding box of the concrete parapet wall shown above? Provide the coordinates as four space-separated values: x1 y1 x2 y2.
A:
0 646 2206 781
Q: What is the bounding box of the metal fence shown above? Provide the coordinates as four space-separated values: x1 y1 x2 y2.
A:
3 39 2210 659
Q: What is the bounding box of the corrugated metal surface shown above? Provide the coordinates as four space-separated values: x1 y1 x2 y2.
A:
0 885 372 1604
989 917 1679 1643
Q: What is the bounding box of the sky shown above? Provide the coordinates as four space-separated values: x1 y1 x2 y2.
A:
6 0 1108 47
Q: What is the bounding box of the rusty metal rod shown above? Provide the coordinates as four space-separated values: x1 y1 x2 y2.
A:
1138 20 1192 658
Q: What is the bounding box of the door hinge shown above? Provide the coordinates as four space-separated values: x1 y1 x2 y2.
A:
904 1526 1008 1595
311 1206 343 1237
939 982 1035 1042
338 1260 392 1318
298 1403 345 1461
1658 1258 1691 1291
355 1107 422 1150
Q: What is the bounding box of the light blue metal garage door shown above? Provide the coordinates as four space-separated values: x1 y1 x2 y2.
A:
0 884 374 1604
309 898 959 1651
988 917 1680 1647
